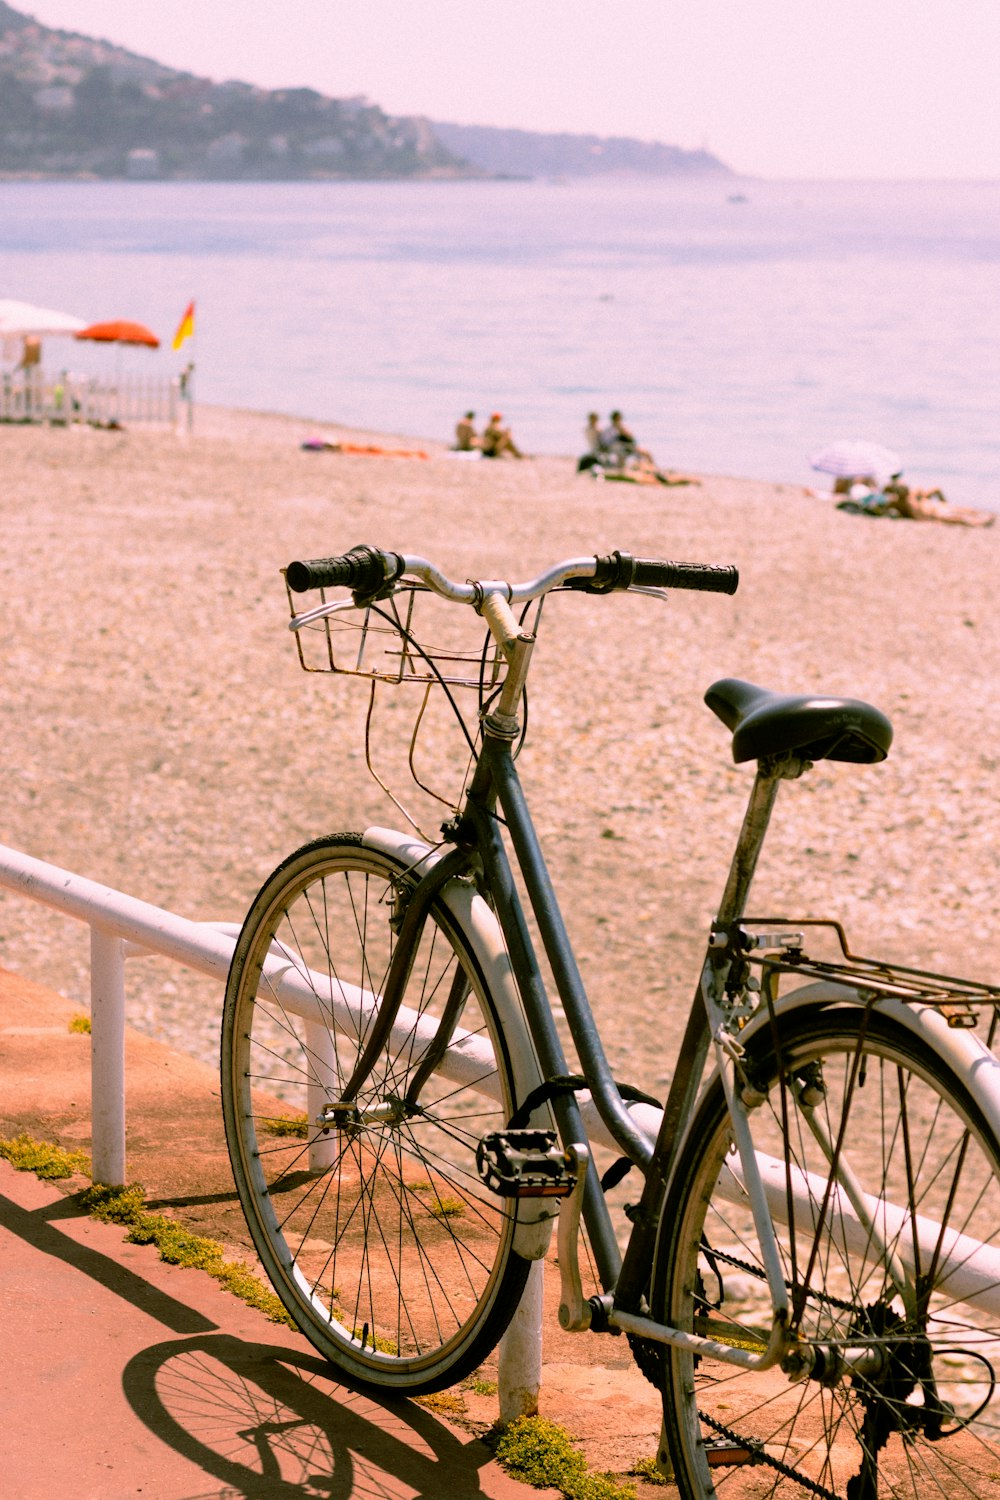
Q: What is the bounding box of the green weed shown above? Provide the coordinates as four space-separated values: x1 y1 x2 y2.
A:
429 1196 464 1219
0 1132 91 1179
261 1113 309 1138
351 1324 398 1354
629 1455 669 1486
494 1415 636 1500
417 1390 467 1416
79 1181 297 1326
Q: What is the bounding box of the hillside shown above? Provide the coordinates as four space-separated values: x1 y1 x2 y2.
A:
431 121 729 180
0 3 730 182
0 2 463 180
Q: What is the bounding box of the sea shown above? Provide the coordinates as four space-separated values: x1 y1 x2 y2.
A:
2 175 999 505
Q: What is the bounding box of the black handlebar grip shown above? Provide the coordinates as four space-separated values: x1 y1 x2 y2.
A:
631 558 739 595
285 545 401 595
286 555 356 592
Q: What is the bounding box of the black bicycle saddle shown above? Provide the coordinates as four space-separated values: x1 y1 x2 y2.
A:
705 678 893 765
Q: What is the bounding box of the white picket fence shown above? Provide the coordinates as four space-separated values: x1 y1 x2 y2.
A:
1 367 182 426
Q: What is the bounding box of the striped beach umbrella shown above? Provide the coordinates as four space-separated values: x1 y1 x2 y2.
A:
809 439 902 482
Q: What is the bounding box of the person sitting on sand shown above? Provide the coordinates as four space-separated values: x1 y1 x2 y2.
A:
600 410 654 469
832 473 877 496
481 412 524 459
577 412 610 472
581 408 698 487
454 411 479 451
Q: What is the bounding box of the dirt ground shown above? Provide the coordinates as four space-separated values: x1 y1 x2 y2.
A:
3 405 1000 1495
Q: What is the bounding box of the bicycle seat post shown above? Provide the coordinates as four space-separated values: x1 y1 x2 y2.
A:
716 754 808 927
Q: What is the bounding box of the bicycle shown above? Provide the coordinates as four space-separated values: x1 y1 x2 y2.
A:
222 541 1000 1499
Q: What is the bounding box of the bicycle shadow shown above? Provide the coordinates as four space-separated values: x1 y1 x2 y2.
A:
123 1332 511 1500
0 1185 215 1336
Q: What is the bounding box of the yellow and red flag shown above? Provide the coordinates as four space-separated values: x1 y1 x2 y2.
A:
172 300 195 351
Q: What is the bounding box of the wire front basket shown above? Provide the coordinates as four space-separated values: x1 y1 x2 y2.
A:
282 572 542 841
285 577 505 693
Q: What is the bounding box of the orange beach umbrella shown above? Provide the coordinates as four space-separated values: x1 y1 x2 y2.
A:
75 320 160 348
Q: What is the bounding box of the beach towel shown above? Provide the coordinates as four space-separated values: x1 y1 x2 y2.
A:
301 438 429 459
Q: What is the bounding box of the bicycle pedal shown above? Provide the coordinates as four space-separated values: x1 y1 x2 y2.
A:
476 1129 577 1198
705 1439 755 1468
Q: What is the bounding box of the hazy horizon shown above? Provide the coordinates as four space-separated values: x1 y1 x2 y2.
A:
10 1 1000 182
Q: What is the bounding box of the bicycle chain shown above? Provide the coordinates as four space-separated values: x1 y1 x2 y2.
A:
705 1243 862 1317
626 1243 859 1498
698 1409 841 1500
626 1333 847 1499
627 1245 859 1386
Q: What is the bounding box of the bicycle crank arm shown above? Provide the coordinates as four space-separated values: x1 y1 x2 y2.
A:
557 1142 592 1331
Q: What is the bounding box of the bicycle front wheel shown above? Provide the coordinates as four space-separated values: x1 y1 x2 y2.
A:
221 834 529 1394
654 1006 1000 1499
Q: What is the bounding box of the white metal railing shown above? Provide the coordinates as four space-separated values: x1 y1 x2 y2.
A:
4 840 1000 1417
0 842 237 1183
1 367 180 426
0 839 542 1417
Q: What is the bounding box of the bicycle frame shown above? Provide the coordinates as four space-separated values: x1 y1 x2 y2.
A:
243 550 1000 1497
346 662 803 1370
316 584 1000 1378
470 719 803 1366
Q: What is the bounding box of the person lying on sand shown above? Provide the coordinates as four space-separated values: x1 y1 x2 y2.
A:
301 438 429 459
601 464 700 487
837 479 994 528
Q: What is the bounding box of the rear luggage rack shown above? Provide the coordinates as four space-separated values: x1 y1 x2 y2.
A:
720 918 1000 1031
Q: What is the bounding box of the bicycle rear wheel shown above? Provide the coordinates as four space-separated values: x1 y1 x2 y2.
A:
221 834 529 1394
654 1006 1000 1498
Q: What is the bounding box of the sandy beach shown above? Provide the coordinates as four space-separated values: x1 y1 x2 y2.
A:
2 406 999 1093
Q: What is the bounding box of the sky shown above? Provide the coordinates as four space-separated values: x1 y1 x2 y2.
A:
14 1 1000 180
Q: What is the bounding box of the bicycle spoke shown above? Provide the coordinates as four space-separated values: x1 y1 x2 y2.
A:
222 838 528 1393
657 1009 1000 1498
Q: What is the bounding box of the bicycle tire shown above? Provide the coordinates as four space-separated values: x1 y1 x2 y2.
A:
653 1005 1000 1498
221 834 530 1394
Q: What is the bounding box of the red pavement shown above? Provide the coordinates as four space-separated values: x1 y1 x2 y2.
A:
0 1156 546 1500
0 965 666 1497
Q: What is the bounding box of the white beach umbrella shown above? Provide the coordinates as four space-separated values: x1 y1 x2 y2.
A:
0 299 87 361
809 439 902 483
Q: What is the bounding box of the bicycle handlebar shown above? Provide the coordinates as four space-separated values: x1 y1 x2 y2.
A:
285 545 404 596
285 545 738 603
565 553 739 595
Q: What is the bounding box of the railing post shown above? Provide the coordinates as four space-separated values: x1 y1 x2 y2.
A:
306 1019 338 1171
90 925 127 1186
498 1259 544 1423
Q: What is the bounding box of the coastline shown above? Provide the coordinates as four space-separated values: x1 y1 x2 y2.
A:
2 404 998 1090
5 177 998 508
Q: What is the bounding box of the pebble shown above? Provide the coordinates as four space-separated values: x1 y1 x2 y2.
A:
2 408 998 1096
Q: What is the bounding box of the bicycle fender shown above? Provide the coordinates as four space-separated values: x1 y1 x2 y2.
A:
362 826 554 1259
759 981 1000 1146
